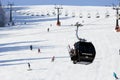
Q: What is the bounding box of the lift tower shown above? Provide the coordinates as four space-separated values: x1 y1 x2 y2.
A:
8 2 14 26
0 0 5 27
113 0 120 32
55 5 63 26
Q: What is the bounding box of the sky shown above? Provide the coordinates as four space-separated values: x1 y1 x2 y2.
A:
1 0 119 6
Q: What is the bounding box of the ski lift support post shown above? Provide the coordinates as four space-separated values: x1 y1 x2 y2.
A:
54 5 63 26
8 2 14 26
113 1 120 32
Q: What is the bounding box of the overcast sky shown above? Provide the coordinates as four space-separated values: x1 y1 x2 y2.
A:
1 0 119 6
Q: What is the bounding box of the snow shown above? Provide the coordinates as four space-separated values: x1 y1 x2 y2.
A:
0 5 120 80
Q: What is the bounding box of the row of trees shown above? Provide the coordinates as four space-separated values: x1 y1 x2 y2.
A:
0 1 6 27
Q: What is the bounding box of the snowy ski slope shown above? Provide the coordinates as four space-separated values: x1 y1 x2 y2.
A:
0 5 120 80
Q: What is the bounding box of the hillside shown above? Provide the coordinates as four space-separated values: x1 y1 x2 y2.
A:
0 5 120 80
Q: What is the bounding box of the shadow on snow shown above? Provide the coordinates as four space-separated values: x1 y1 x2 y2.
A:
0 40 55 53
0 56 69 67
0 40 47 47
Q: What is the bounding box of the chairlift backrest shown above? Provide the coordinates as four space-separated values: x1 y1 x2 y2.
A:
96 12 100 18
87 13 91 18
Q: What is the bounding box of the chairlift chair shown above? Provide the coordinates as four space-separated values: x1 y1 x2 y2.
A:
96 12 100 18
79 13 83 18
105 11 110 18
65 11 68 16
87 13 91 18
72 12 75 17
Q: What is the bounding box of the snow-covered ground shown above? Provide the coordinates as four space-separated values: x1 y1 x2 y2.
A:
0 5 120 80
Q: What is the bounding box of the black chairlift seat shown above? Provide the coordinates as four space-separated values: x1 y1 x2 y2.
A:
70 41 96 64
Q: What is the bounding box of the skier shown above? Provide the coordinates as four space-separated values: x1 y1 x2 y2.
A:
113 72 119 79
38 48 40 53
47 28 49 32
27 63 32 71
30 45 33 50
51 56 55 62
